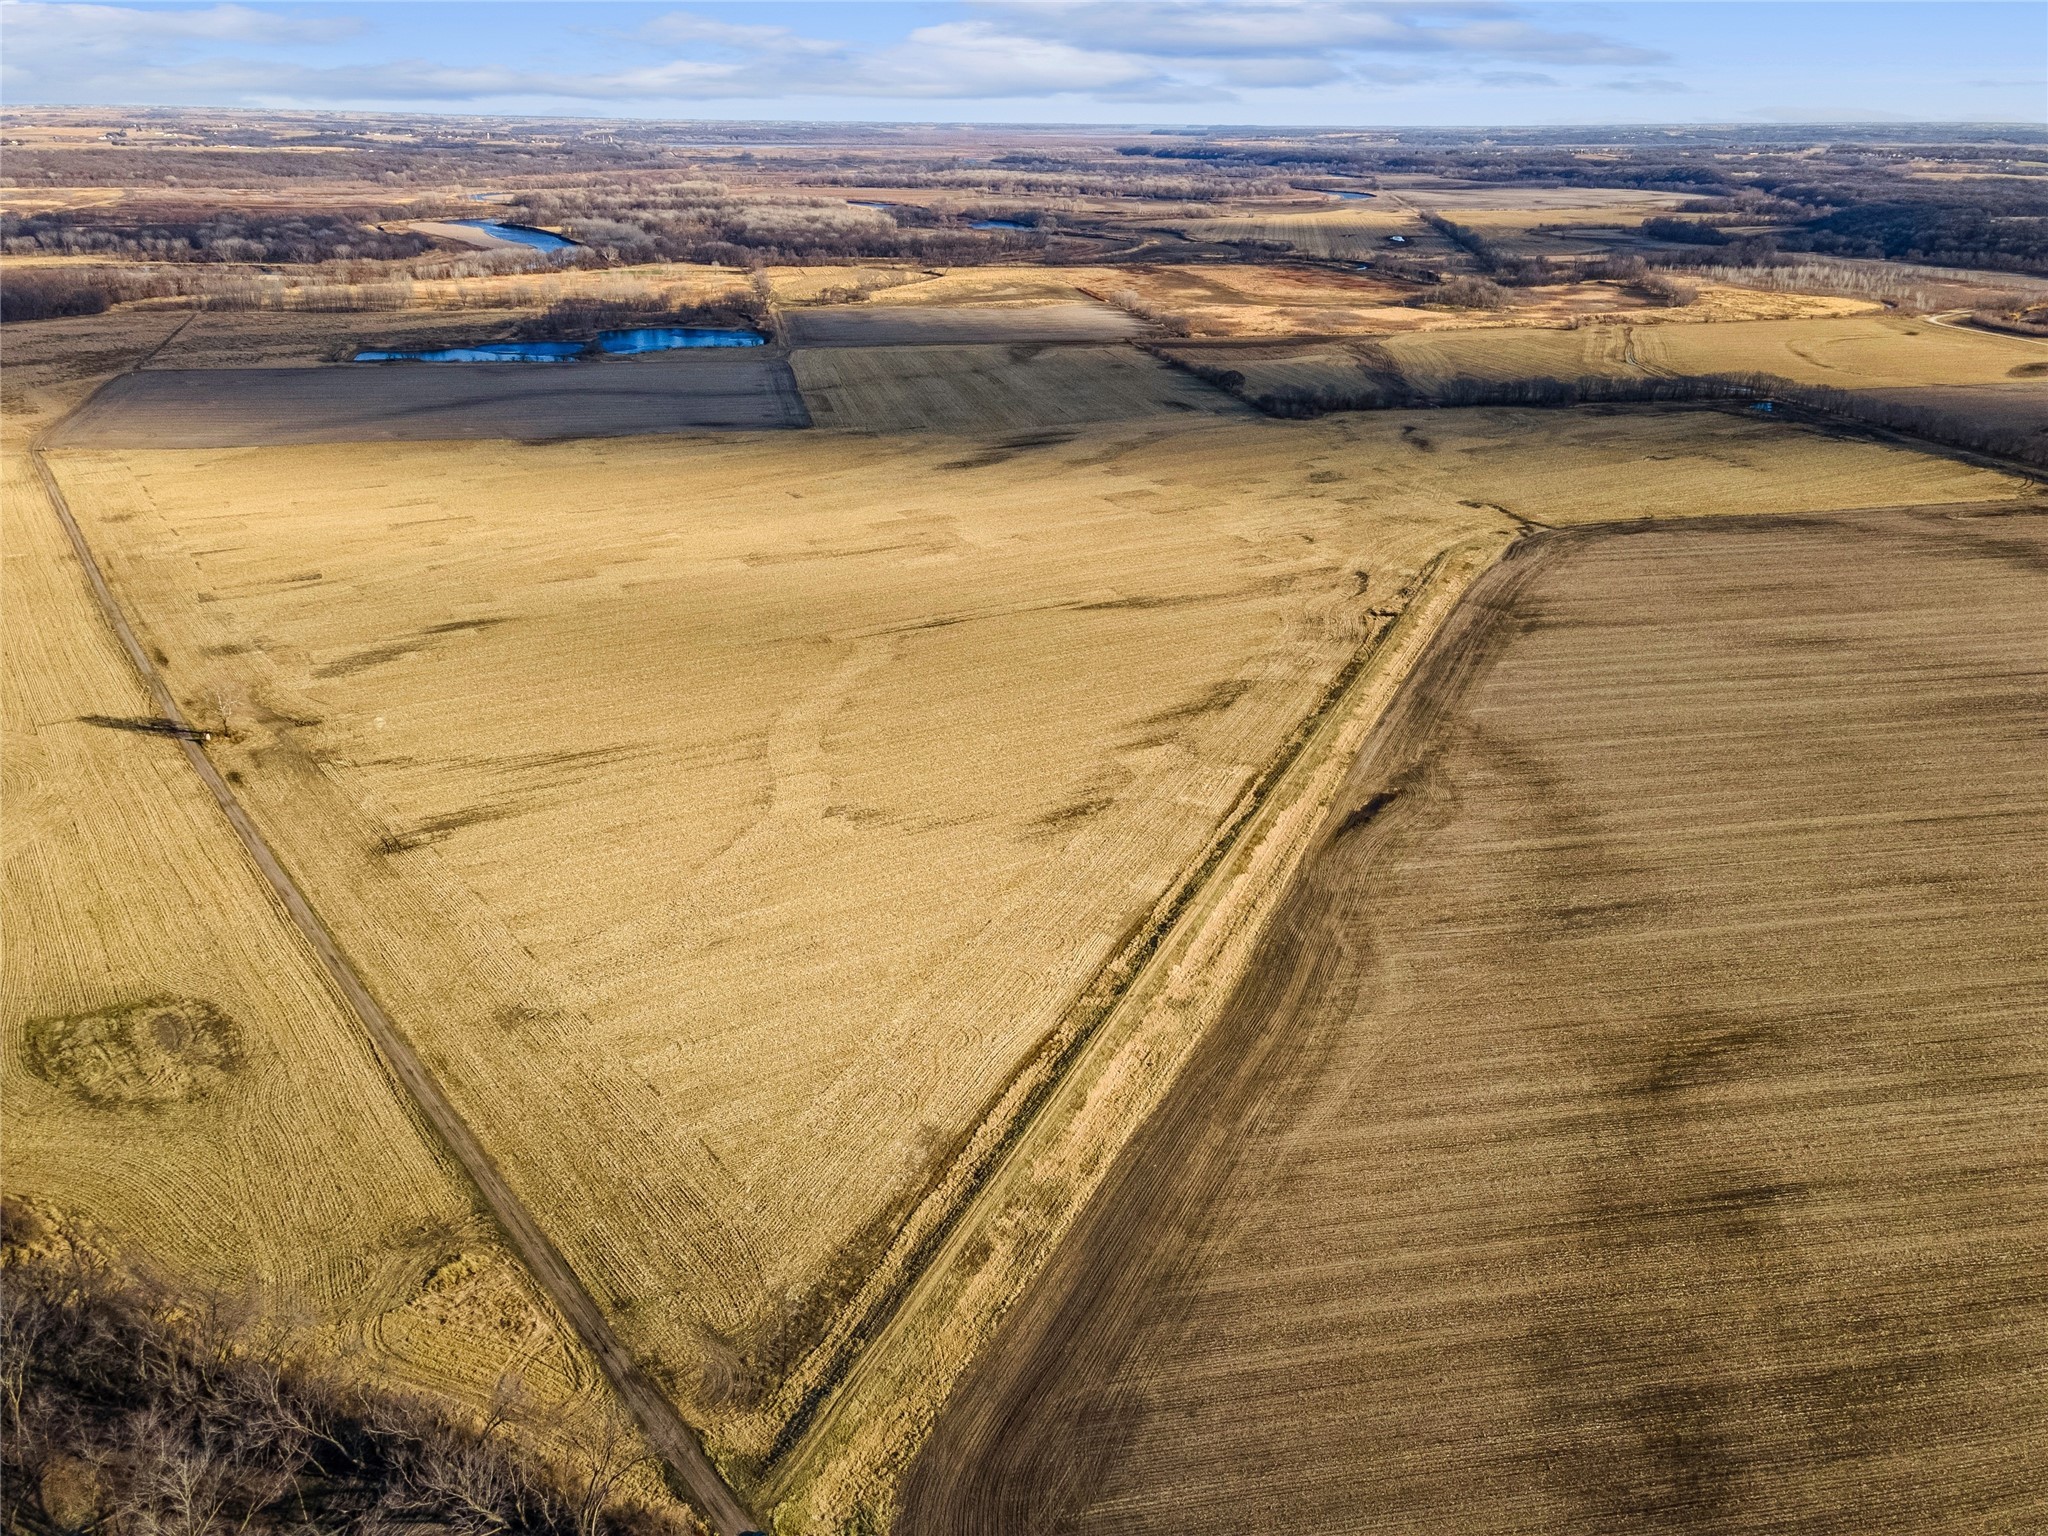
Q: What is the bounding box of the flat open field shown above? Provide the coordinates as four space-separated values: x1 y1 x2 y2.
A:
1166 310 2048 404
49 353 810 446
42 398 2023 1505
901 503 2048 1536
782 302 1143 348
1166 201 1455 263
788 343 1240 431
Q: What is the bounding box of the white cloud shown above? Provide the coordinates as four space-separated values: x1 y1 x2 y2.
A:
1599 75 1690 95
977 2 1664 65
3 2 356 56
855 21 1171 98
636 13 843 59
0 0 1670 109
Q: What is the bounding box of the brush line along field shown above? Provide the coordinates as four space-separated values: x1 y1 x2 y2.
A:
900 503 2048 1536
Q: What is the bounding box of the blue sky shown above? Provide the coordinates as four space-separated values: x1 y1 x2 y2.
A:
3 2 2042 126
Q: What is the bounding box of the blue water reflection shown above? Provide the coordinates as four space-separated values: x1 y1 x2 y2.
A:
354 341 586 363
355 328 765 363
597 327 766 353
453 219 578 251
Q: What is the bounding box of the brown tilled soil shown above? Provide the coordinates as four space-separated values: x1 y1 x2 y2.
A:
899 504 2048 1536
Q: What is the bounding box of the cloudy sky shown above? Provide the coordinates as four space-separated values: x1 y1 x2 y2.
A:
2 1 2041 126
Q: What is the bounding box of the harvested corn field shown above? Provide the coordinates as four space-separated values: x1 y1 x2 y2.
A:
902 502 2048 1536
782 302 1142 348
50 354 810 447
2 419 610 1454
1168 202 1452 262
789 343 1239 431
1162 311 2048 425
42 407 2022 1505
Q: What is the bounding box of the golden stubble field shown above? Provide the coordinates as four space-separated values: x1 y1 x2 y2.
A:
900 503 2048 1536
33 350 2030 1528
1169 308 2048 401
0 319 629 1477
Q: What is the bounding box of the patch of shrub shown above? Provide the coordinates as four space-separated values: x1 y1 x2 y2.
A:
1636 273 1700 307
1 269 117 322
1 1203 699 1536
1424 275 1509 310
1641 216 1731 245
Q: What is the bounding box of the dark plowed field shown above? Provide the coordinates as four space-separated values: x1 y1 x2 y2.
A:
49 355 810 446
902 504 2048 1536
781 302 1143 348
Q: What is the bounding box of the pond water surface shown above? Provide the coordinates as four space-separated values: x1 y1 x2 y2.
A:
971 219 1032 230
453 219 578 251
597 327 766 352
354 340 585 363
1330 191 1376 200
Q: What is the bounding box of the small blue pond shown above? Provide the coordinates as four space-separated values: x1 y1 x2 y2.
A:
355 340 585 363
354 327 765 363
597 327 766 353
1330 190 1376 200
453 219 578 252
971 219 1032 230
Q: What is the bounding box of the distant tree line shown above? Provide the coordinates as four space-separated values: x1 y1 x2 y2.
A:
1128 135 2048 276
2 207 432 264
512 274 775 340
1148 354 2046 469
506 181 1047 265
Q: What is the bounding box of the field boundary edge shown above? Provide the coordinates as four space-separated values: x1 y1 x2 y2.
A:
23 421 767 1536
759 526 1515 1527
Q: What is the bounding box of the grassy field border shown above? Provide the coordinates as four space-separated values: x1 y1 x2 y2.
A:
760 530 1514 1531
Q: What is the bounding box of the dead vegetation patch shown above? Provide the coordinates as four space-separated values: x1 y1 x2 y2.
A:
23 997 243 1109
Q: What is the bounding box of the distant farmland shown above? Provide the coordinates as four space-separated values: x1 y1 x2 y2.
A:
782 301 1143 348
789 342 1242 431
51 353 811 446
900 503 2048 1536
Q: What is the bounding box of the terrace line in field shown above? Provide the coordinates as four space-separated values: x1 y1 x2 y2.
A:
901 505 2048 1536
49 354 811 446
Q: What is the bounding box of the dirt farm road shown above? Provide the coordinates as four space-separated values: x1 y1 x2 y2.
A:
28 435 766 1536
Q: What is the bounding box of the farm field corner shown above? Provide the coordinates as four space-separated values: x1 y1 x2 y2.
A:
38 396 2032 1525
